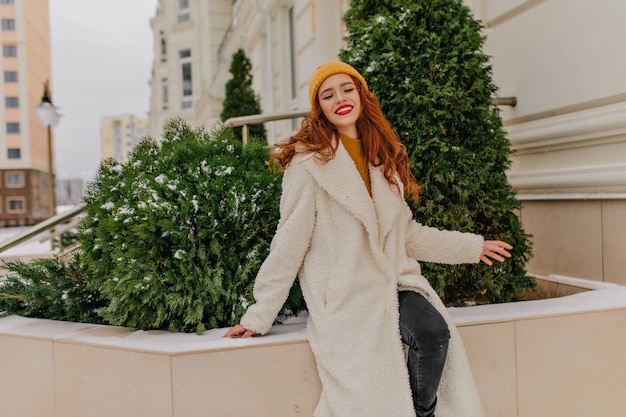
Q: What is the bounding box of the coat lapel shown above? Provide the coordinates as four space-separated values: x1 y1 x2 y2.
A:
302 140 380 242
301 140 405 246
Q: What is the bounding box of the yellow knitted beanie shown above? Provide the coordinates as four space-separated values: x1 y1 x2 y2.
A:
308 61 368 110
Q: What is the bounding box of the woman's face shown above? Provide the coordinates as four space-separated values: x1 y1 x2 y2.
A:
317 73 361 138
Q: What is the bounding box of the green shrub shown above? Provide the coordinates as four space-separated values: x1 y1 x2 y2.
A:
79 120 303 333
341 0 534 305
220 48 267 142
0 253 103 323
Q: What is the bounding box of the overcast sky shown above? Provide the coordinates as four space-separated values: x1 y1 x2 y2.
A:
49 0 158 178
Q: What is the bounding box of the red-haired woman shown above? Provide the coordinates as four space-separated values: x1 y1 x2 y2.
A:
224 62 511 417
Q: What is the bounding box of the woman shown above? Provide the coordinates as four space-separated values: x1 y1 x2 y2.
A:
224 61 512 417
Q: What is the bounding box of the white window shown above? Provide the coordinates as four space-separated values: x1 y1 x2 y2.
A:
288 6 298 131
178 0 190 22
162 78 169 110
6 172 24 187
159 31 167 62
180 49 193 109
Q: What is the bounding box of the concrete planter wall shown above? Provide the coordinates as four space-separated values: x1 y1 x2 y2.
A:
1 278 625 417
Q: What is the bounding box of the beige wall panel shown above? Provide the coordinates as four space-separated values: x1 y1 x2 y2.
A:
2 59 19 71
457 322 518 417
54 342 173 417
601 200 626 286
520 200 603 280
0 335 55 417
172 343 322 417
3 294 626 417
515 310 626 417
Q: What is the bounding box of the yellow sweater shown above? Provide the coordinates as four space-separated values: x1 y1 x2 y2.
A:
339 133 371 196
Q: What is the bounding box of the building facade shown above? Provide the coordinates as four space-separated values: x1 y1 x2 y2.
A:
464 0 626 286
148 0 626 287
148 0 350 144
101 114 149 164
0 0 53 227
56 174 90 206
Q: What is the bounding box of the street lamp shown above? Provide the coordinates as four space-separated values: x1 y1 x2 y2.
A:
34 80 61 219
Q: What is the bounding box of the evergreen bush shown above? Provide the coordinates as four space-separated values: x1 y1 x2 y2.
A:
341 0 534 305
220 48 267 142
0 253 103 323
78 119 303 333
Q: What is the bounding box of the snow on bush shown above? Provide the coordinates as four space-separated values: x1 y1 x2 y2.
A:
79 119 304 333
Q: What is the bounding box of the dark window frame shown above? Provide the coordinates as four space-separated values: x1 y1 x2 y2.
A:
7 148 21 159
5 97 18 108
7 197 25 213
6 122 20 133
1 19 15 31
2 45 17 57
4 71 18 82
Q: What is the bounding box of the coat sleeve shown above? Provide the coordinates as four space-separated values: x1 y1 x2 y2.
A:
239 161 316 335
405 217 484 265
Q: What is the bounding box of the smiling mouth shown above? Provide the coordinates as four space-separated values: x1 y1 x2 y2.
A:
335 105 353 115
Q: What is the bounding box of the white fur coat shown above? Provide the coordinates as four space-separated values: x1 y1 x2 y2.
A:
240 141 486 417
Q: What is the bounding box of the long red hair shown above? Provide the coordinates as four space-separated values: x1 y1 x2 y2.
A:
271 75 420 201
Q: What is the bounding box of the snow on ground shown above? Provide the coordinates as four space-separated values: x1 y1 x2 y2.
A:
0 226 55 258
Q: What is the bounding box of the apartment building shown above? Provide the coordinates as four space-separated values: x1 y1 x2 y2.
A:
148 0 350 144
101 114 150 164
0 0 53 227
56 175 87 206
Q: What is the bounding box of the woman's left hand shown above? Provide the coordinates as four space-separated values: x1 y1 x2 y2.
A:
480 240 513 265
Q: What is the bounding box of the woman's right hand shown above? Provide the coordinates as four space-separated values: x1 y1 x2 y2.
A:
223 324 256 338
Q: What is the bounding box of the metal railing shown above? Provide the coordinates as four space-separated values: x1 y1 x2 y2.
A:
0 204 86 255
224 109 310 145
224 97 517 144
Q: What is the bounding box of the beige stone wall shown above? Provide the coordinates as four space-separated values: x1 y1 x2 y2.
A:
2 285 625 417
520 199 626 286
465 1 626 283
464 1 626 195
